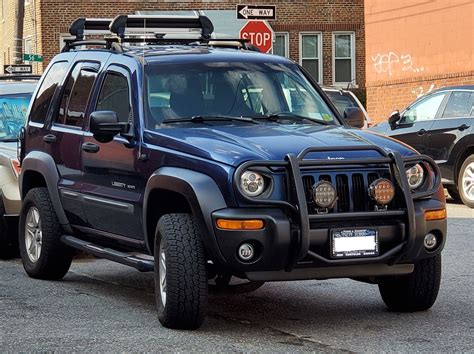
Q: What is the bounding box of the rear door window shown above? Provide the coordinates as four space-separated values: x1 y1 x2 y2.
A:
96 72 131 123
56 63 98 128
442 91 474 118
29 61 69 124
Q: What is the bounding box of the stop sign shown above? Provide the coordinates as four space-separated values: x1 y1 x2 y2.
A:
239 20 274 53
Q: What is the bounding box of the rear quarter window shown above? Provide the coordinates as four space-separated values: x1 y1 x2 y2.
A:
29 61 69 124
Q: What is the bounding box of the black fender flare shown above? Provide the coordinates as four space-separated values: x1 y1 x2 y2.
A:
20 151 73 233
143 167 228 264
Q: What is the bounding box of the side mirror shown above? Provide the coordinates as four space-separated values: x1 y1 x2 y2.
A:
90 111 129 143
388 110 401 125
343 107 365 128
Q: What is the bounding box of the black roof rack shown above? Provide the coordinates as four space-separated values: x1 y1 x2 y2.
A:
109 14 214 41
0 74 41 81
61 15 260 54
69 17 113 40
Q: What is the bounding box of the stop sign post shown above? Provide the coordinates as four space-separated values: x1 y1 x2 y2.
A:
239 20 274 53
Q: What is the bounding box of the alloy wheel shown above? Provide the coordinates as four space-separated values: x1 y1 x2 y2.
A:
158 244 167 307
462 162 474 201
24 207 42 263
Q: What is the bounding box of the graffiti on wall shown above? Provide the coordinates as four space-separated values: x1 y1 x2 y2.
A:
371 52 424 76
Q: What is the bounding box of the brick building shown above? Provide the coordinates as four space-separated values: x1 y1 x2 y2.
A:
365 0 474 122
0 0 365 90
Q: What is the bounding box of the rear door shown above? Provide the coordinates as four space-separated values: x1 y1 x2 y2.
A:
386 92 448 154
43 61 100 226
426 90 474 163
81 65 145 241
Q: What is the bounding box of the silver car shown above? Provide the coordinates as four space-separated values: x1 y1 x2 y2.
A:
0 75 39 258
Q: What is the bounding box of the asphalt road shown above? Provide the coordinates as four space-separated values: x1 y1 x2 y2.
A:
1 201 473 352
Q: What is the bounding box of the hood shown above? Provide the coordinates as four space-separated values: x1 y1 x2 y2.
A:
145 123 417 167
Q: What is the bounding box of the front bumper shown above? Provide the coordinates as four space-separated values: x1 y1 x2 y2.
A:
212 195 446 281
211 146 447 281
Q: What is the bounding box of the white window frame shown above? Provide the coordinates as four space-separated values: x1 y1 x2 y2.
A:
332 31 356 87
299 32 323 84
23 35 34 55
272 32 289 58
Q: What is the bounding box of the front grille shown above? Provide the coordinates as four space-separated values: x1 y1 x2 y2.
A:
302 170 394 214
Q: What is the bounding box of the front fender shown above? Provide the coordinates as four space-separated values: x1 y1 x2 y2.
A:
143 167 228 264
20 151 72 232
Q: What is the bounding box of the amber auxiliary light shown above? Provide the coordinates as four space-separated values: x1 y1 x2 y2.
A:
368 178 395 205
216 219 264 230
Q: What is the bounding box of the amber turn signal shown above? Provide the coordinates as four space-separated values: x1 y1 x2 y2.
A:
216 219 264 230
424 208 447 221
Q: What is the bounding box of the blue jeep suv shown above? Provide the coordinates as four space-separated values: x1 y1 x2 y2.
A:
18 15 447 329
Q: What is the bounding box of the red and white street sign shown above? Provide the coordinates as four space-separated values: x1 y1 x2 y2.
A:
239 20 274 53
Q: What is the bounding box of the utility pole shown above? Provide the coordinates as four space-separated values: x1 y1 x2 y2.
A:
13 0 25 64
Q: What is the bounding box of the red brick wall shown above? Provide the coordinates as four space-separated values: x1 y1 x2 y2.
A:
365 0 474 122
34 0 365 88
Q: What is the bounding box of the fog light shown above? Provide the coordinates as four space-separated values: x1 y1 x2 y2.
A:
312 181 337 208
238 243 254 261
424 233 438 250
368 178 395 205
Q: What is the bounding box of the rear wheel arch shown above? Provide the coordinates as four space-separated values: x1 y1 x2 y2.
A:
143 167 227 264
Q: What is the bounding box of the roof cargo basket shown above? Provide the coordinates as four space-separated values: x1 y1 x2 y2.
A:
109 14 214 41
69 18 113 40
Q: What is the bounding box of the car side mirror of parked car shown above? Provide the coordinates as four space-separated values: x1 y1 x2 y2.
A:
343 107 365 128
388 110 401 126
90 111 129 143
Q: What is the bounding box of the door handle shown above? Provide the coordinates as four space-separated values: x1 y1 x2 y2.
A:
82 142 100 153
458 124 470 131
43 134 57 144
417 128 426 136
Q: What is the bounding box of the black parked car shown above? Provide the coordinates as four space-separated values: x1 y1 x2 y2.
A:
371 86 474 208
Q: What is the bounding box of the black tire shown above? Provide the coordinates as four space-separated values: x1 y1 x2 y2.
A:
446 186 462 203
19 187 72 280
457 155 474 208
154 213 208 329
0 199 18 259
378 254 441 312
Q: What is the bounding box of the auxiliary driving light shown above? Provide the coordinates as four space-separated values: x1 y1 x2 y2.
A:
312 181 337 208
369 178 395 205
238 243 255 261
424 233 438 250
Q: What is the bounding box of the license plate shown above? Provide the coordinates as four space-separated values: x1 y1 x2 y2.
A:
330 228 379 258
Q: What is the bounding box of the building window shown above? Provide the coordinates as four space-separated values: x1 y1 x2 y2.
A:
333 32 355 86
299 33 322 83
272 32 289 58
23 36 33 55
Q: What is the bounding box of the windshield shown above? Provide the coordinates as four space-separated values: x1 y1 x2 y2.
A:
145 61 338 128
324 91 360 116
0 93 31 141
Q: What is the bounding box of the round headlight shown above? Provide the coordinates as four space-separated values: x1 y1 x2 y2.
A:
369 178 395 205
406 164 424 189
240 170 265 197
312 181 337 208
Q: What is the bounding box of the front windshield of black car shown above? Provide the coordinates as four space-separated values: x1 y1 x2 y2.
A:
0 93 32 141
144 61 338 128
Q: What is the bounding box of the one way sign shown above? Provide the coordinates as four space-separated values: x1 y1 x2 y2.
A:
237 5 277 20
3 64 32 74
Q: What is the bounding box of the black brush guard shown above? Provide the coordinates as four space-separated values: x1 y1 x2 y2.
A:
233 145 442 270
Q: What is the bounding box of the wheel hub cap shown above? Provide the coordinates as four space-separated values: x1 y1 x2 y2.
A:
462 162 474 201
158 245 167 307
25 207 42 263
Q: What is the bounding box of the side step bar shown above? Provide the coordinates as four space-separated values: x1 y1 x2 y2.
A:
61 235 154 272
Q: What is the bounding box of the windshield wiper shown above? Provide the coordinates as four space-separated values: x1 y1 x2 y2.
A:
254 112 331 125
162 115 259 124
0 138 18 142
